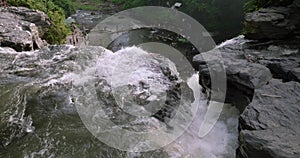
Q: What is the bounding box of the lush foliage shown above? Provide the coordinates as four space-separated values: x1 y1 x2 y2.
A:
52 0 75 16
7 0 72 44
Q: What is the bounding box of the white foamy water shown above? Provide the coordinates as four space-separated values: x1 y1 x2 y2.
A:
63 46 239 157
164 74 239 158
216 35 247 48
96 46 180 97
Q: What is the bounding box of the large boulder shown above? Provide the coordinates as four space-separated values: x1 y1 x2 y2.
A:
4 6 51 36
193 36 272 111
94 46 185 127
244 1 300 40
237 79 300 158
230 40 300 82
290 67 300 81
193 35 300 111
0 7 49 51
237 40 300 83
259 56 300 82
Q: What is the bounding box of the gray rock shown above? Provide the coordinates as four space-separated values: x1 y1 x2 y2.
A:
240 41 300 83
0 7 49 51
244 3 300 40
4 6 51 37
71 10 109 33
193 36 272 111
0 45 189 157
290 67 300 81
193 35 300 111
94 47 189 127
238 79 300 158
259 57 300 82
0 45 76 148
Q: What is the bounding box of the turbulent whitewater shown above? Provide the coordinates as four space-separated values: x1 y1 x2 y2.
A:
0 45 239 157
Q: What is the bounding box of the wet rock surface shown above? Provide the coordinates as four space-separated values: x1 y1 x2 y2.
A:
0 45 144 157
244 0 300 40
0 3 299 157
70 10 110 33
194 0 300 153
0 7 49 51
0 45 195 157
94 46 184 128
0 45 76 149
291 67 300 81
238 79 300 158
193 36 273 111
193 34 300 158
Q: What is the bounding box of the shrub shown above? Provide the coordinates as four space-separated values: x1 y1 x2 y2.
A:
7 0 71 44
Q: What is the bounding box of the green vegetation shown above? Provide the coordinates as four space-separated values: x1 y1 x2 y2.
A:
7 0 281 44
52 0 75 16
244 0 293 12
7 0 73 44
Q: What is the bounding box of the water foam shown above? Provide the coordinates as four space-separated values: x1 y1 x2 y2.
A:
164 74 239 158
70 46 239 157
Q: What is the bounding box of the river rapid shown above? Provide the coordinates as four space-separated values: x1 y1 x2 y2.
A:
0 40 240 157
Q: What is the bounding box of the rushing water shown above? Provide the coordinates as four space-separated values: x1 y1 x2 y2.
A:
0 44 239 157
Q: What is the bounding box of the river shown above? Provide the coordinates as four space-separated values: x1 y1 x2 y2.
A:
0 9 241 158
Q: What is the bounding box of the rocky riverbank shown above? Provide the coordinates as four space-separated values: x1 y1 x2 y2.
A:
193 0 300 157
193 34 300 158
0 1 299 157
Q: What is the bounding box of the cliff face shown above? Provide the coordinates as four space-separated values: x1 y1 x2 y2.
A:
193 1 300 158
0 7 50 52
